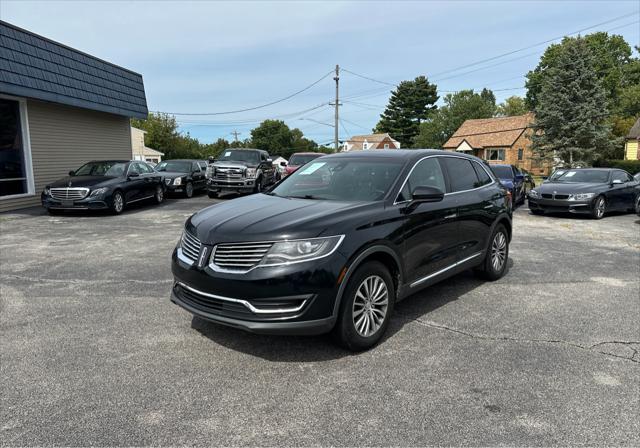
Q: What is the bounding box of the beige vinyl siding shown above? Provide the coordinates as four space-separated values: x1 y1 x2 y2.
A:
625 141 638 160
0 99 131 212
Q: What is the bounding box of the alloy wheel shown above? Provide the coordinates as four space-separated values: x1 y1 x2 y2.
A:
114 193 124 212
156 186 163 203
186 182 193 198
491 231 507 272
595 197 605 218
352 275 389 337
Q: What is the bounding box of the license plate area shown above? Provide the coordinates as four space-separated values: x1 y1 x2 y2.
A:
61 200 74 207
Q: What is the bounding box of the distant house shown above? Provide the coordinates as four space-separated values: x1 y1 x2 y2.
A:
442 113 549 175
624 118 639 160
0 20 147 212
131 127 163 164
342 133 400 151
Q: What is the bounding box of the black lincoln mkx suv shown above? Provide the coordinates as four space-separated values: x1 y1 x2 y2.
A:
171 150 512 350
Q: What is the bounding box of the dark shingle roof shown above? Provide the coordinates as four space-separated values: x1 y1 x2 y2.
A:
0 20 148 118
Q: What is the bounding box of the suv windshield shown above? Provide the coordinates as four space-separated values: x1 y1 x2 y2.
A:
555 169 610 183
74 161 127 177
155 161 192 173
217 150 260 164
270 158 404 201
490 166 513 178
289 154 321 166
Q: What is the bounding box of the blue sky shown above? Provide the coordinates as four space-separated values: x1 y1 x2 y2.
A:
2 1 639 146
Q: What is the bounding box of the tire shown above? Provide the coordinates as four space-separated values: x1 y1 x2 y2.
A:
475 224 509 281
185 182 194 198
207 191 218 199
110 190 125 215
154 185 164 204
332 261 395 351
253 176 263 194
591 196 606 220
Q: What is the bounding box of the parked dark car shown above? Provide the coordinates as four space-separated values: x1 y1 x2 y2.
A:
490 164 533 206
171 150 512 350
154 159 207 198
528 168 640 219
206 149 277 197
283 152 323 178
41 160 165 214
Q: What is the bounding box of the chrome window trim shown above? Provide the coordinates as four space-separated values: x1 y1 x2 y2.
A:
176 281 307 315
208 235 346 274
410 252 483 288
393 155 496 205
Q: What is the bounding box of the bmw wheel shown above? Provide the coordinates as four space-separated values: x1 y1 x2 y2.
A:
110 191 125 215
591 196 606 220
333 261 395 351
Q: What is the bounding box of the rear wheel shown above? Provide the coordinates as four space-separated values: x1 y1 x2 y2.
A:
475 224 509 281
591 196 606 220
332 261 395 351
185 182 194 198
110 191 125 215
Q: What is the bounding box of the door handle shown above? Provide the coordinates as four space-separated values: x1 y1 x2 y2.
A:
444 213 457 219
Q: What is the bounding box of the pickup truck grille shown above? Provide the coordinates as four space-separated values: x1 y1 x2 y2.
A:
214 167 244 179
50 187 89 200
212 242 274 271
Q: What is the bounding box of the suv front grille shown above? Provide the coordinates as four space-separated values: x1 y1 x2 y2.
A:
50 187 89 200
180 231 202 262
212 242 274 271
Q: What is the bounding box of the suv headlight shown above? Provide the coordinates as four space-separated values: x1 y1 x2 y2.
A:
529 189 539 198
90 187 108 197
43 187 51 196
568 192 595 201
258 235 344 267
173 177 182 186
246 168 257 178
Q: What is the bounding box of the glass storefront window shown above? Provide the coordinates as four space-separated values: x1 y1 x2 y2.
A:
0 98 29 197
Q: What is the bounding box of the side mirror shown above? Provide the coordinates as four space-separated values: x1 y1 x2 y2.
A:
411 186 444 203
68 170 75 176
128 172 140 178
280 161 287 167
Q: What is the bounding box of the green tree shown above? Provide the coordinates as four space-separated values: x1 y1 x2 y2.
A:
375 75 439 147
531 38 614 166
250 120 318 158
414 89 496 148
526 32 637 110
496 96 528 117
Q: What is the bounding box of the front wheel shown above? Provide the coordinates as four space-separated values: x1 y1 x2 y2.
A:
154 185 164 204
591 196 606 220
110 191 125 215
253 176 263 194
475 224 509 281
332 261 395 351
185 182 194 198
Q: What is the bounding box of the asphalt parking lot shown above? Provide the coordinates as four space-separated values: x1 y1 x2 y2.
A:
1 195 639 446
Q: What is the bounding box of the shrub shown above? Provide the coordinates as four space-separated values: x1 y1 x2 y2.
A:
593 159 640 174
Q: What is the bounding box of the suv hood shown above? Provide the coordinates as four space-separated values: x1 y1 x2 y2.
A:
188 194 375 244
536 182 607 194
49 176 115 188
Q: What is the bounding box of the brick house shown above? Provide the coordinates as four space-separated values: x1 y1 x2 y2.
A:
623 118 639 160
443 113 549 175
342 133 400 151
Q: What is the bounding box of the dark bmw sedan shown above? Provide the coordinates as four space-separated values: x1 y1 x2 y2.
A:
41 160 165 214
170 150 512 350
528 168 639 219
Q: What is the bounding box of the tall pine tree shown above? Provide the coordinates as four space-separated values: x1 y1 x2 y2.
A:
375 76 438 147
531 38 613 166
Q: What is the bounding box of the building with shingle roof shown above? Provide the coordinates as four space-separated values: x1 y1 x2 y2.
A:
0 20 148 211
624 118 639 161
342 133 400 151
443 113 549 174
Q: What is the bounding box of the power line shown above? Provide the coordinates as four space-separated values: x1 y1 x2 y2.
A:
152 70 333 116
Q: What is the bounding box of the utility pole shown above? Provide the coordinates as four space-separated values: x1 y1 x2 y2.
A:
230 130 241 143
333 64 340 153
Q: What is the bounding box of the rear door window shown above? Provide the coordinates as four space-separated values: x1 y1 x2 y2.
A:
441 157 480 192
472 162 493 187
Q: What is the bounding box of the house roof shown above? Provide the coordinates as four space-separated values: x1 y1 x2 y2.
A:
0 20 148 118
443 113 534 149
143 147 164 156
347 133 397 143
627 118 640 139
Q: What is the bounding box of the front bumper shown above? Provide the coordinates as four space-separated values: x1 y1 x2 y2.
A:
170 247 346 335
41 195 109 210
207 178 255 193
528 197 593 214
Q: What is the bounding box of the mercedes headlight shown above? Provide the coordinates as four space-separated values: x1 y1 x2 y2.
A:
529 189 539 199
568 192 595 201
173 177 182 186
90 187 108 197
246 168 257 178
259 235 344 266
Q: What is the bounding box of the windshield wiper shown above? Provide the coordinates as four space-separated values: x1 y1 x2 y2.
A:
288 195 325 200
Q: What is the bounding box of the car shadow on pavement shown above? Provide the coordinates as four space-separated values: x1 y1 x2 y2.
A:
190 260 513 362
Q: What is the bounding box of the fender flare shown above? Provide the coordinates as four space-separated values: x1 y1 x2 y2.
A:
331 244 404 318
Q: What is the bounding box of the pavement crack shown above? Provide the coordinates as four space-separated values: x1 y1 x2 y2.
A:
397 313 640 364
